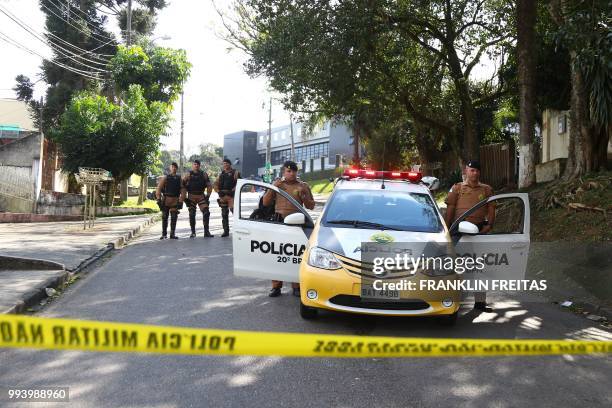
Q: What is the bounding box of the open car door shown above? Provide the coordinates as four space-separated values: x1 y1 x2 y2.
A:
450 193 530 282
232 179 315 282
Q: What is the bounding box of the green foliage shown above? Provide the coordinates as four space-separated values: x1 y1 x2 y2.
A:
552 0 611 129
110 43 191 104
53 85 170 181
187 143 224 178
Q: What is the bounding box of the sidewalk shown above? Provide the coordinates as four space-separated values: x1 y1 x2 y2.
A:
0 214 158 313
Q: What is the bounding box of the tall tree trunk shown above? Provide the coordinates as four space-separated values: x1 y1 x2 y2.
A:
517 0 537 188
564 53 591 178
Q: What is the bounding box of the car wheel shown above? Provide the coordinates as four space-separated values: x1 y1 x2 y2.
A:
436 311 458 326
300 302 318 320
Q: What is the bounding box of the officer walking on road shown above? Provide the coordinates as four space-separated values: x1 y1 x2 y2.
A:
263 160 315 298
214 158 241 237
156 162 184 240
444 160 495 311
183 160 214 238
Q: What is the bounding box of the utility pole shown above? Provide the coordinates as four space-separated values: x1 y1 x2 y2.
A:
120 0 133 203
127 0 133 45
66 1 70 23
265 97 272 182
289 114 295 162
34 97 44 213
179 91 184 173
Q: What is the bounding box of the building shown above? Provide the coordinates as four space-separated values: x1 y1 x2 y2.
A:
0 99 37 145
536 109 612 182
223 121 357 178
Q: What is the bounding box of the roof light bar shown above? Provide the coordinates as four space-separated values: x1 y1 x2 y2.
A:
342 168 423 183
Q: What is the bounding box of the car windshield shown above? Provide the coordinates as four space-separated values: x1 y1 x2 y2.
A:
322 189 443 232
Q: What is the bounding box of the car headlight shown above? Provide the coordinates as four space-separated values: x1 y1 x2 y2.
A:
308 247 341 270
420 256 455 277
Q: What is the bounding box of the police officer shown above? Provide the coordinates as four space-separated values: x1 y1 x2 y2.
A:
183 160 214 238
156 162 183 239
214 158 241 237
444 160 496 311
263 160 315 297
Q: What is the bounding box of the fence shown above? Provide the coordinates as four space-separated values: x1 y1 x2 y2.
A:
479 140 516 189
0 164 36 212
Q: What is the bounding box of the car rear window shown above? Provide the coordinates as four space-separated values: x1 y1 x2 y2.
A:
322 189 443 233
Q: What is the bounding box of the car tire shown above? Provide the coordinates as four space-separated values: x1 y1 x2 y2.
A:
436 311 458 326
300 302 318 320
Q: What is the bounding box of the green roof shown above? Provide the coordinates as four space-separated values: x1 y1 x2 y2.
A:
0 125 22 131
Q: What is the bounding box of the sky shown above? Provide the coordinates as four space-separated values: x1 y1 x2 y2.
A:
0 0 290 155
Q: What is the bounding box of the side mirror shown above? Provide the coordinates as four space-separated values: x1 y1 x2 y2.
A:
458 221 479 235
328 177 334 182
284 212 306 225
422 176 440 191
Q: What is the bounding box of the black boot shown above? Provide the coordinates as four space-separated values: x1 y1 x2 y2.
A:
160 210 169 239
189 209 196 238
269 287 281 297
203 211 213 237
221 207 230 237
170 212 179 239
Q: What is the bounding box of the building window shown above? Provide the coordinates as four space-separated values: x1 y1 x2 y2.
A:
259 136 264 144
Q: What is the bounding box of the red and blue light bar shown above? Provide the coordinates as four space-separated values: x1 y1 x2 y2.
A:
342 168 422 182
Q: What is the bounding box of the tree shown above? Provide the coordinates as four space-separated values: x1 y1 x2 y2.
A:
517 0 537 188
221 0 514 169
549 0 611 176
187 143 224 179
52 85 170 202
110 42 191 104
97 0 168 42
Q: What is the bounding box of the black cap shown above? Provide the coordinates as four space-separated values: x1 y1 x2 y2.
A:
223 158 231 164
466 160 481 171
283 160 298 171
170 162 178 168
193 159 201 165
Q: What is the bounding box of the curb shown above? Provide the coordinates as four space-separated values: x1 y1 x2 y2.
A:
0 255 65 271
4 215 159 315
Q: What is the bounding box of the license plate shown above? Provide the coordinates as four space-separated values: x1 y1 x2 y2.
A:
361 285 400 300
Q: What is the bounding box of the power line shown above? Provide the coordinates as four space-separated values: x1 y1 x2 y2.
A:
46 0 117 42
0 31 106 81
40 1 117 44
0 4 112 68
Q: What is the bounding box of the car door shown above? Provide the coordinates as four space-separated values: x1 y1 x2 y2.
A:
233 179 315 282
449 193 530 282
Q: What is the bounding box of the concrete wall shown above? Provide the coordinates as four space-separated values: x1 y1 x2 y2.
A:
0 132 41 166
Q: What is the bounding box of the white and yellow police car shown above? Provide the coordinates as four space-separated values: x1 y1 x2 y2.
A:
233 169 530 325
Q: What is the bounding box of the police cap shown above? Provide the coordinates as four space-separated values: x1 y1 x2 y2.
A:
283 160 298 171
466 160 481 171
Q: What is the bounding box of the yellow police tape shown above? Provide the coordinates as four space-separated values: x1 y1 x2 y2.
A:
1 315 610 358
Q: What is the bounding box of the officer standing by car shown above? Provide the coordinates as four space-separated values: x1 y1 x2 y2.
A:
183 160 214 238
156 162 183 240
214 158 241 237
444 160 495 311
262 160 315 298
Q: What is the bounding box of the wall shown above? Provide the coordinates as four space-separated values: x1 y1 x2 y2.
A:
0 165 36 212
542 109 570 163
0 132 41 166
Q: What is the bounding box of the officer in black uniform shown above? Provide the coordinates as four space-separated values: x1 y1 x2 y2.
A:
155 162 183 239
214 158 241 237
182 160 214 238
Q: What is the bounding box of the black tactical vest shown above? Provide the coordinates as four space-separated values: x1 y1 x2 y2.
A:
218 169 237 191
164 174 181 196
186 171 208 192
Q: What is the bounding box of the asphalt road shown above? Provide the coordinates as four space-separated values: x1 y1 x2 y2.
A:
1 203 611 408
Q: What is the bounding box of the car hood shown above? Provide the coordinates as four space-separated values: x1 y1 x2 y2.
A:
313 224 450 262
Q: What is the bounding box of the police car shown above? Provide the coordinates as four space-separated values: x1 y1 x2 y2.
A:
233 169 530 325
